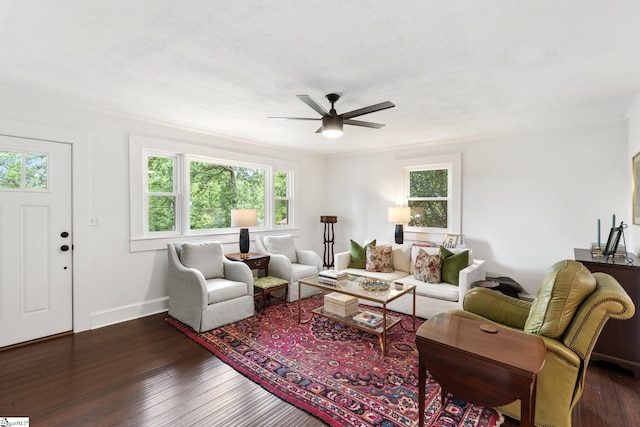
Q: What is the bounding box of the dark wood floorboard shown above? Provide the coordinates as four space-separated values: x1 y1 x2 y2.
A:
1 313 637 426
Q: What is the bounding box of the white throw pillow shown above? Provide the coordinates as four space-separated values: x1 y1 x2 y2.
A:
392 244 411 273
180 241 224 279
263 234 297 263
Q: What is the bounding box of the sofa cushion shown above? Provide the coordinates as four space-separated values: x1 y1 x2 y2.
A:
206 278 249 303
348 239 376 269
180 241 224 280
392 244 412 273
524 260 596 338
440 246 469 286
366 245 393 273
414 249 442 283
263 234 297 263
396 275 460 302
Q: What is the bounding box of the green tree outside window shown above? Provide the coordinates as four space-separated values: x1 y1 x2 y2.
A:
408 169 449 229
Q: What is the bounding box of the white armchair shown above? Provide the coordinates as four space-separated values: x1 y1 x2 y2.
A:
167 241 254 332
255 234 323 302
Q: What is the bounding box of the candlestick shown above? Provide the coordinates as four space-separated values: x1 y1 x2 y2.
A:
613 214 616 228
597 218 601 248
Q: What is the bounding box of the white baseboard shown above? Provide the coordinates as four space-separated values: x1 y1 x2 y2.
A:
90 296 169 329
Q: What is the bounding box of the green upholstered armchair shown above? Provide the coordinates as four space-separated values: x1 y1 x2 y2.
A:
448 260 635 427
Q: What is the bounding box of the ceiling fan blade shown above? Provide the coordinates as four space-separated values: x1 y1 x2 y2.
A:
297 95 329 116
268 116 320 121
315 126 323 133
344 119 385 129
341 101 395 120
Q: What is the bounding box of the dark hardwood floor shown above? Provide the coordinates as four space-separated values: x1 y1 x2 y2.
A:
1 313 637 426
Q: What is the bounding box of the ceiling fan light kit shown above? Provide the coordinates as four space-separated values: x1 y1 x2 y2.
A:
322 115 343 138
269 93 395 138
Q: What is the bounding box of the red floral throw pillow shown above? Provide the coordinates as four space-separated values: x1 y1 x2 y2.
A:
366 245 394 273
414 249 442 283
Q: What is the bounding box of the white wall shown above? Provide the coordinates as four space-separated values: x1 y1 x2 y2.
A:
0 85 326 329
326 121 629 295
628 94 640 254
1 83 633 327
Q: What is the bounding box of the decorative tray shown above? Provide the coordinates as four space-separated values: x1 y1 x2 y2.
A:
358 277 391 292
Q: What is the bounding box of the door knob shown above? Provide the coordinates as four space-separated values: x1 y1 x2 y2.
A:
61 245 70 251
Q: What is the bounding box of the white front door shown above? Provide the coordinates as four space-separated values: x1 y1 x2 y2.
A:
0 135 73 347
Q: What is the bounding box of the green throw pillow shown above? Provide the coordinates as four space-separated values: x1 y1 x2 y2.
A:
348 239 376 269
439 246 469 286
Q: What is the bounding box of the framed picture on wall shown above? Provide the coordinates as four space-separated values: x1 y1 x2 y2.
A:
634 152 640 225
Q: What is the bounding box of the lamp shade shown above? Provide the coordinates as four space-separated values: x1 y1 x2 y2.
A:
231 209 257 227
322 116 343 138
388 206 411 224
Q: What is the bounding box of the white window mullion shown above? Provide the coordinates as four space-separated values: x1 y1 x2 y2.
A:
179 154 189 235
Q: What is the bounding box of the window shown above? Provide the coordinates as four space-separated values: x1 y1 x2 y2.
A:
0 150 48 191
407 166 450 229
130 135 297 249
396 154 461 234
274 170 290 226
146 154 178 232
188 158 266 230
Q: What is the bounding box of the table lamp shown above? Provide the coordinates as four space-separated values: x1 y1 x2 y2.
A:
388 206 411 244
231 209 257 258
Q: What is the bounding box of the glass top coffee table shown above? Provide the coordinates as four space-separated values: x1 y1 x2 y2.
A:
297 274 416 355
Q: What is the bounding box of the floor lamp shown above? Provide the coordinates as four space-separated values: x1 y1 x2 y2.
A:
388 207 411 244
231 209 257 258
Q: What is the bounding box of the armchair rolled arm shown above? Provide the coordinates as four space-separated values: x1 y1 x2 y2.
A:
223 259 254 294
334 251 351 271
296 249 323 270
463 287 533 329
562 272 635 359
265 253 295 283
457 260 486 296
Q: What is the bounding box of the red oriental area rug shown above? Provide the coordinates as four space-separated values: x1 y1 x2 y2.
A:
167 295 504 427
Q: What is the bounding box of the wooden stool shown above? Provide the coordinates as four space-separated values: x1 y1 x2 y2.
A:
253 276 288 313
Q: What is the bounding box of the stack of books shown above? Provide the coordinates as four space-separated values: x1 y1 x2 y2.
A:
353 311 384 328
318 269 347 285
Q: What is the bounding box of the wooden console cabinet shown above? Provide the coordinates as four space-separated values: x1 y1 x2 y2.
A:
574 248 639 378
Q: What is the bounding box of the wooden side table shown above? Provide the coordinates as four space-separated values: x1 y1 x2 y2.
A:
225 252 270 275
225 252 288 312
415 313 546 427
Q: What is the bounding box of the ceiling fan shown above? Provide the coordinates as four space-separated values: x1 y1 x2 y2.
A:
269 94 395 138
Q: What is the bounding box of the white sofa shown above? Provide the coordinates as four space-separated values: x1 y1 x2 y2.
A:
334 242 486 319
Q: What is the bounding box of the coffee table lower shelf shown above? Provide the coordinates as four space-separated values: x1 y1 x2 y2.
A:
311 307 401 354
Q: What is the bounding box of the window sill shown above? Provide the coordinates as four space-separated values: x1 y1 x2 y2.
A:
129 228 299 252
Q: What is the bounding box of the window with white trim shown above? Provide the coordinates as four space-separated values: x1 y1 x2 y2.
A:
396 154 461 234
406 165 451 229
145 153 179 233
274 169 290 226
130 135 297 246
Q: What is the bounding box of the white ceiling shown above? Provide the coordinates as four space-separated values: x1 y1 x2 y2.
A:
1 1 640 155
